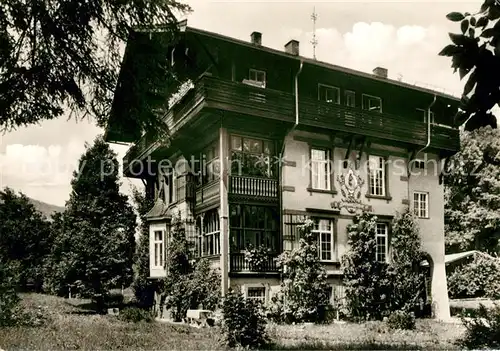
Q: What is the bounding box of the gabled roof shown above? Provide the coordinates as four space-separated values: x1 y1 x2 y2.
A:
183 24 460 102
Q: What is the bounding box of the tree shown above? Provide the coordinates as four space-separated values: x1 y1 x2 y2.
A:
44 136 136 310
341 213 394 321
270 219 330 324
0 187 52 291
0 0 190 133
445 127 500 253
162 214 191 321
131 186 155 308
439 1 500 131
389 210 426 313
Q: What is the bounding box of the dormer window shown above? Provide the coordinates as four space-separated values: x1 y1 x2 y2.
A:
362 94 382 113
248 69 266 88
318 84 340 104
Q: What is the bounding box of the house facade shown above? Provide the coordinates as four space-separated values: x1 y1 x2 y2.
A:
105 21 460 320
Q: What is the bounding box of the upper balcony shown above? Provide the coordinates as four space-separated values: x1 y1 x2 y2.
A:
123 74 460 174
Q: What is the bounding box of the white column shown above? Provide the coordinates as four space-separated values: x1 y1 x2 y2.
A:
219 127 229 296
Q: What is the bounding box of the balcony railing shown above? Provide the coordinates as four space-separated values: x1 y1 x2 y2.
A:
195 180 220 208
230 253 279 273
123 74 460 173
229 175 278 199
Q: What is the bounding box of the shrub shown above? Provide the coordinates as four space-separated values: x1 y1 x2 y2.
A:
221 290 268 349
104 292 125 308
0 260 20 327
448 254 500 299
342 213 393 321
118 307 154 323
386 310 416 330
270 219 330 324
459 303 500 349
188 259 221 311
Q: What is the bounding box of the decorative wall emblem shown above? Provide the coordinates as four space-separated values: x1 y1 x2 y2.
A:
331 167 373 214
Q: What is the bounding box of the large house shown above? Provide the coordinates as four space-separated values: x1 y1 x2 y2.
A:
105 20 460 320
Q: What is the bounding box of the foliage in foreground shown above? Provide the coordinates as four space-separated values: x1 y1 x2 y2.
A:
118 307 154 323
0 260 20 326
386 310 416 330
448 252 500 299
440 2 500 132
0 0 191 136
445 127 500 254
222 290 269 349
269 219 330 324
44 136 136 310
459 303 500 349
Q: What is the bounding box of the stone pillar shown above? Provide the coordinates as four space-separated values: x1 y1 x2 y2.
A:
430 252 451 320
219 127 229 296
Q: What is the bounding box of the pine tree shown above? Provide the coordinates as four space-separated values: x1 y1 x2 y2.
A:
45 136 136 310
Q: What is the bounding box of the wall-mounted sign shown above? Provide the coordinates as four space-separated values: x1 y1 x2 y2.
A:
331 167 373 214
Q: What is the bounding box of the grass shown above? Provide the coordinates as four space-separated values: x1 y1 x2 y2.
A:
0 293 466 350
268 320 465 350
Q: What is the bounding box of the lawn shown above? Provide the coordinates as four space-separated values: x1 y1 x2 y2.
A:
0 293 466 350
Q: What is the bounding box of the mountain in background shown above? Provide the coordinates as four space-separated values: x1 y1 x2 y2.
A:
29 197 64 218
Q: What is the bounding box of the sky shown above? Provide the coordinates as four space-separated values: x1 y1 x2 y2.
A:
0 0 482 206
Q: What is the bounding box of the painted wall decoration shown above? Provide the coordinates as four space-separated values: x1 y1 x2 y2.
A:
331 166 373 214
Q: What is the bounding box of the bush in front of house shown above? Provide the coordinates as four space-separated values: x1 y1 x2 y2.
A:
269 219 331 324
118 307 154 323
386 310 416 330
342 211 426 321
221 290 269 349
458 303 500 350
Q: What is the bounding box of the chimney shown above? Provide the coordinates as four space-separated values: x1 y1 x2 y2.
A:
285 40 300 56
373 67 388 79
251 32 262 46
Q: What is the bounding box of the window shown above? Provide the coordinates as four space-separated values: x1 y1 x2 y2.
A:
362 94 382 112
230 204 278 252
249 69 266 86
413 159 425 170
318 84 340 104
246 287 266 303
153 230 165 267
345 90 355 107
375 223 388 262
413 191 429 218
230 135 275 178
202 141 220 185
313 219 334 261
310 148 331 190
201 210 220 256
417 108 435 124
368 155 386 196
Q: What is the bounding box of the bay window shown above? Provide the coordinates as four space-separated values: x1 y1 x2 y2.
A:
230 135 275 178
153 230 165 268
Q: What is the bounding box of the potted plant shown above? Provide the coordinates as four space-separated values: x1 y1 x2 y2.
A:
244 244 271 271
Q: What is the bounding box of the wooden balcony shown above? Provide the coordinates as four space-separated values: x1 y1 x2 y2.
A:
195 180 219 210
230 253 279 273
123 74 460 173
229 175 278 201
